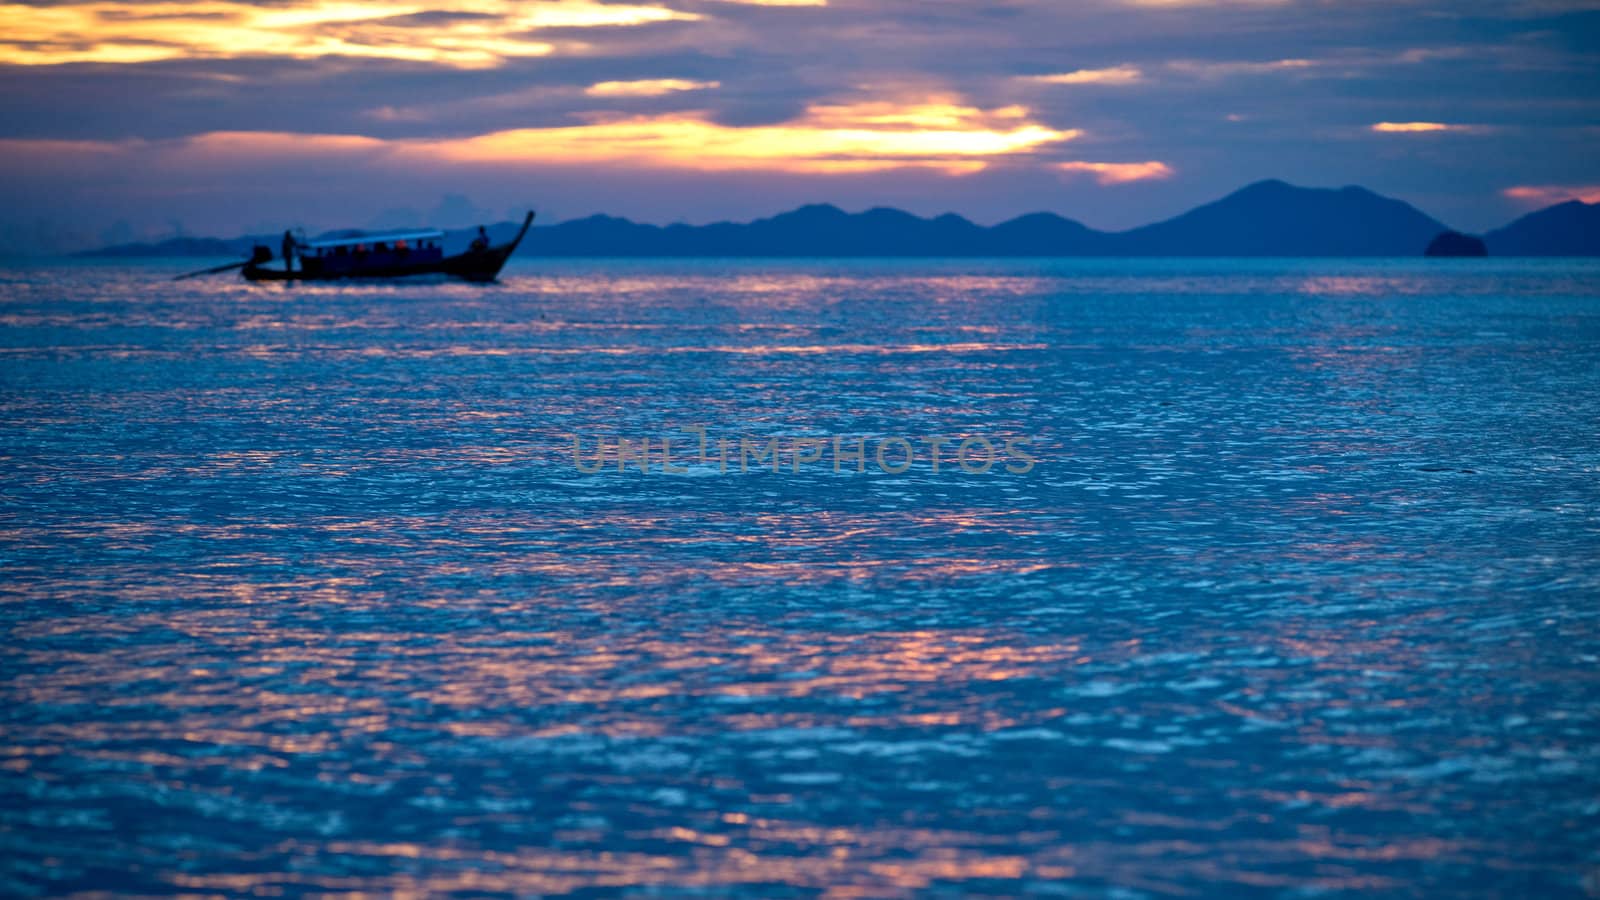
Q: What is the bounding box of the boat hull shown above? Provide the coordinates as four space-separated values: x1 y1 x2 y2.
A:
243 212 533 283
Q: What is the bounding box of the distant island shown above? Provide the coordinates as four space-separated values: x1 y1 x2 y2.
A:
1424 231 1489 257
82 180 1600 259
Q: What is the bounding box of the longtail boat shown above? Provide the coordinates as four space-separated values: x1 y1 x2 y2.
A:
227 212 534 283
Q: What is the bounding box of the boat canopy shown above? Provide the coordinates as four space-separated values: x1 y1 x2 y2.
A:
302 229 444 250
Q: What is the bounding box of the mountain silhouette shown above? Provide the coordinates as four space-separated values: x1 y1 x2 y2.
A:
519 183 1446 257
1485 200 1600 256
987 212 1112 255
1424 231 1488 257
80 180 1598 258
1109 180 1446 256
529 204 1000 256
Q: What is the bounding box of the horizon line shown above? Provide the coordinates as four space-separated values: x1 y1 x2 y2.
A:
77 177 1597 254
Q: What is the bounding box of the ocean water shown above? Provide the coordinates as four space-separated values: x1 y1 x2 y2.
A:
1 257 1598 897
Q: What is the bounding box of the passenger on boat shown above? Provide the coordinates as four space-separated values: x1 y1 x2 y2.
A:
281 231 296 272
470 226 489 252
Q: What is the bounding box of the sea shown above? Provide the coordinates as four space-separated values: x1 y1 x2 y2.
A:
1 257 1598 897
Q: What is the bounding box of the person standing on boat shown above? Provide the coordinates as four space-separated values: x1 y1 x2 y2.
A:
281 230 297 273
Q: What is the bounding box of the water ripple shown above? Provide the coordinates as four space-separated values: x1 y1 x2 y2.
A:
2 257 1598 896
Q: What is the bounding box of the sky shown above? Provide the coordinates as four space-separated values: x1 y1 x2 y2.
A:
1 0 1597 251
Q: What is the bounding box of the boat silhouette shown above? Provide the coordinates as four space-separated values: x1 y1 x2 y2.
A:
234 211 534 283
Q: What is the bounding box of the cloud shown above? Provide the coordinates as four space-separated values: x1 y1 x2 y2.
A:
1 96 1077 178
1 0 1596 240
421 99 1076 174
0 0 698 67
1164 58 1315 78
586 78 721 97
1121 0 1292 5
1055 160 1173 184
1503 185 1600 206
1021 65 1143 86
170 131 389 168
1370 121 1481 133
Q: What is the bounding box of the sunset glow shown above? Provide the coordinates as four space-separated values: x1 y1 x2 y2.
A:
1370 121 1471 133
0 0 696 66
2 1 1600 897
0 99 1078 179
420 101 1076 174
0 0 1592 244
1024 66 1144 86
586 79 722 98
1055 161 1174 184
1503 185 1600 205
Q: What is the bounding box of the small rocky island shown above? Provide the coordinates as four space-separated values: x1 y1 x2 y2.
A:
1425 230 1489 257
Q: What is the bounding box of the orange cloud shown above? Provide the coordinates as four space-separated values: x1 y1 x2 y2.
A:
1370 121 1476 133
420 101 1076 174
175 131 388 165
6 98 1076 177
586 79 722 97
1129 0 1293 5
1503 185 1600 206
1023 65 1143 86
0 1 695 67
1055 161 1173 185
